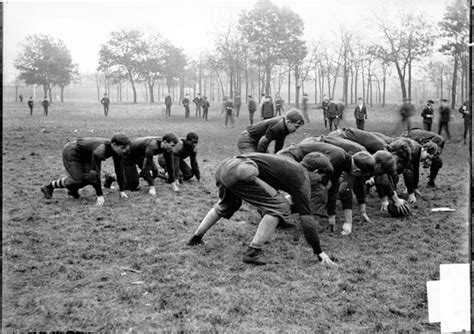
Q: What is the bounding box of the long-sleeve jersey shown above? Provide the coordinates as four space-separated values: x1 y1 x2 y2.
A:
175 139 201 180
245 117 290 153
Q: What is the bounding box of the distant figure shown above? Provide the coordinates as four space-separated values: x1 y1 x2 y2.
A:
27 96 34 116
354 97 367 130
18 94 23 104
165 94 172 116
259 93 266 109
234 94 242 117
41 97 50 116
322 96 330 129
193 93 202 118
421 100 435 131
459 100 470 145
438 99 451 141
391 98 415 136
326 98 339 131
183 94 190 118
261 95 274 120
201 96 210 121
223 96 234 128
301 93 310 123
100 93 110 116
275 96 284 116
248 95 257 125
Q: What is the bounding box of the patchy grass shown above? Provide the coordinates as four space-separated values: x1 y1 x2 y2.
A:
2 100 468 331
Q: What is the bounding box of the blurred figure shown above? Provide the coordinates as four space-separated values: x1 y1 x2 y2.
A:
421 99 435 131
459 100 470 145
234 94 241 117
182 94 190 118
27 96 34 116
326 98 339 131
248 95 257 125
275 95 285 116
18 93 23 104
193 93 202 118
41 97 50 116
301 93 310 123
322 95 330 129
165 94 172 116
100 93 110 116
354 97 367 130
223 96 234 128
391 98 414 136
438 99 451 142
261 95 274 120
201 96 210 121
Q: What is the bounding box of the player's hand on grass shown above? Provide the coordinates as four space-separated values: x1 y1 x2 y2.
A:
149 186 156 196
380 199 389 212
407 193 416 204
318 252 338 266
394 198 410 215
120 191 128 199
96 196 105 206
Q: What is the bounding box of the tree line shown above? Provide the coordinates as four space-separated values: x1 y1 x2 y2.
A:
14 0 469 108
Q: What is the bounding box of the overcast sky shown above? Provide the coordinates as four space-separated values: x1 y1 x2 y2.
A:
4 0 450 82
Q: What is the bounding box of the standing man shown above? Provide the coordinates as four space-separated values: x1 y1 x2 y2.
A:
421 100 435 131
275 96 285 116
40 133 131 206
327 98 339 131
193 93 202 118
354 97 367 130
165 94 172 117
234 94 242 117
41 97 50 116
301 93 310 123
19 93 23 104
100 93 110 116
223 96 234 128
27 96 34 116
261 95 274 120
248 95 257 125
322 96 330 130
392 98 415 136
438 99 451 142
201 96 210 121
183 94 190 118
186 152 337 266
459 100 470 145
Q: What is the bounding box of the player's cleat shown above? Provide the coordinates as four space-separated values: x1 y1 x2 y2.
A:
103 173 114 189
41 184 53 199
67 189 80 199
243 247 267 265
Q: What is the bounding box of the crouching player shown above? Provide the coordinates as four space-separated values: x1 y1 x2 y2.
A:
40 133 131 206
278 138 375 235
104 133 180 195
187 152 337 266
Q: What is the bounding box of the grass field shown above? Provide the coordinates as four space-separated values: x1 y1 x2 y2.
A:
2 100 469 331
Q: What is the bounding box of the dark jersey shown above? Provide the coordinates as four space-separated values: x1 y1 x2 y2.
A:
439 106 451 122
175 139 200 180
245 117 290 153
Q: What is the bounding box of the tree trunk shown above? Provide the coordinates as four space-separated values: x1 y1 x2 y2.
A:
294 64 300 109
60 86 64 102
408 61 412 100
440 68 444 101
382 74 386 108
148 79 155 103
265 64 272 96
451 56 458 109
127 70 137 103
287 63 291 104
394 63 407 100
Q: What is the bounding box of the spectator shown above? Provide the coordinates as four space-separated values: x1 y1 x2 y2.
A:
459 100 470 145
100 93 110 116
237 109 305 154
301 93 310 123
165 94 172 117
421 100 435 131
201 96 210 121
27 96 34 116
223 96 234 128
234 94 242 117
322 96 330 129
261 95 274 120
275 96 285 116
438 99 451 141
326 98 339 131
391 98 415 136
248 95 257 125
40 133 131 206
41 97 50 116
19 93 23 104
183 94 190 118
354 97 367 130
186 152 337 266
193 93 202 118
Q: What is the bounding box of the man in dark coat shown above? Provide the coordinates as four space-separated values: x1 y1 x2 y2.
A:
438 99 451 141
248 95 257 125
421 100 435 131
261 95 274 120
327 98 339 131
183 94 190 118
459 100 470 145
27 97 34 115
193 93 203 117
100 93 110 116
354 97 367 130
165 94 172 116
41 97 50 116
234 94 242 117
275 96 284 116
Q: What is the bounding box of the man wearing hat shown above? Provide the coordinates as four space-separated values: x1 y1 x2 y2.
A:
187 151 337 266
421 100 435 131
158 132 201 183
40 133 131 206
182 94 190 118
201 96 210 121
247 95 257 125
354 97 367 130
100 93 110 116
458 100 470 145
234 94 242 117
275 96 285 116
164 94 172 116
41 97 50 116
105 133 180 195
193 93 202 118
261 95 275 120
438 99 451 141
